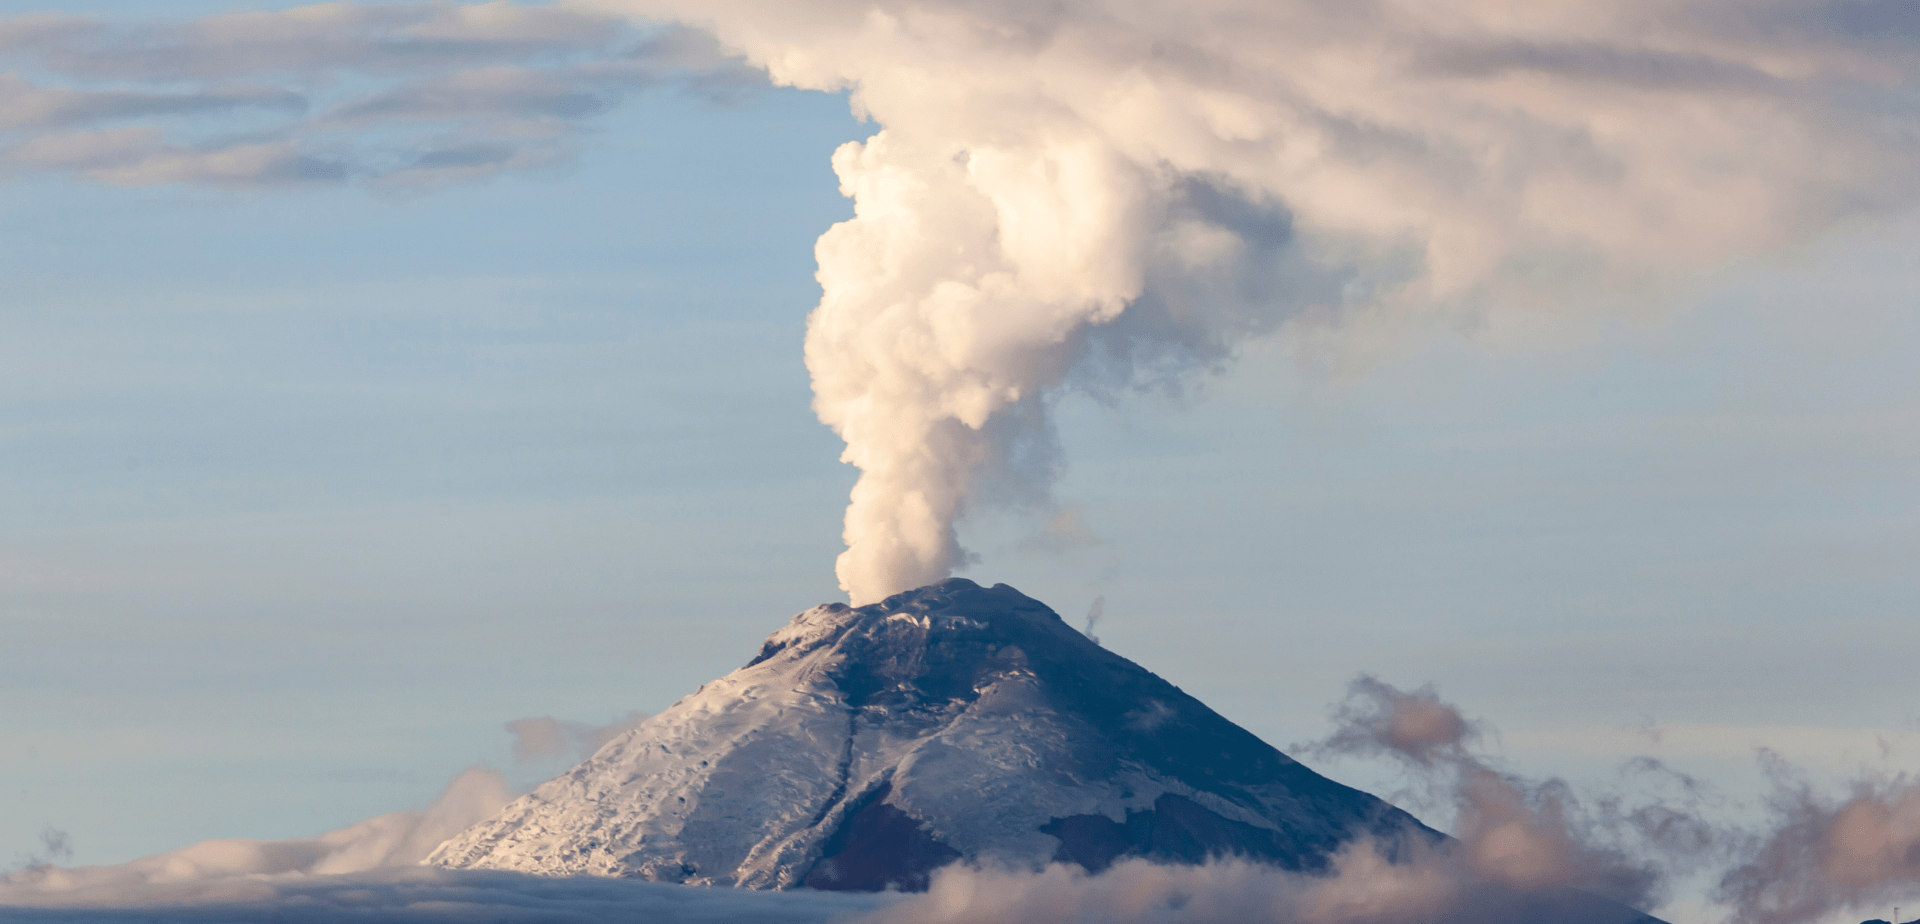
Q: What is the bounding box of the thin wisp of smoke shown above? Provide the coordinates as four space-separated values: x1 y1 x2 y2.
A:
504 710 650 764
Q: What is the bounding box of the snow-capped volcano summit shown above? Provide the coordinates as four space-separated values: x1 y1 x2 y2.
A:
427 579 1428 890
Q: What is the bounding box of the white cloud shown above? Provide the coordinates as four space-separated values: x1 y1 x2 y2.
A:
0 765 879 922
0 767 509 899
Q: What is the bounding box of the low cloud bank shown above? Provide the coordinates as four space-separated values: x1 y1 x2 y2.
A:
9 686 1920 924
0 866 891 924
855 853 1654 924
0 768 509 901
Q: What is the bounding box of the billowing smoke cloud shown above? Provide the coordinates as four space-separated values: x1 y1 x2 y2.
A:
575 0 1920 602
12 2 1915 597
505 710 649 763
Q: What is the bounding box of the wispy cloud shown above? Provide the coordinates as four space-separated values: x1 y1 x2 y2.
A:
0 76 305 132
0 3 625 80
9 830 74 873
504 710 648 764
1718 754 1920 924
0 2 764 188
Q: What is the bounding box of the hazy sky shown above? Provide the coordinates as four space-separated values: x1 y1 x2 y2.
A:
2 3 1918 921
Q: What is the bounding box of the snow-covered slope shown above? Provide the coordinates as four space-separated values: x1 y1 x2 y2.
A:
427 579 1429 890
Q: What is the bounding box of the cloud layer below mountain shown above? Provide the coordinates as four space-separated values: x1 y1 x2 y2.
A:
9 682 1920 924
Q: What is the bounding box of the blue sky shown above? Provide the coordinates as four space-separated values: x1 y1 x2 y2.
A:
2 3 1918 920
1 72 872 861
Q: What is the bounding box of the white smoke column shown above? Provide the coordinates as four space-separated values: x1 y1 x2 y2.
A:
589 0 1920 602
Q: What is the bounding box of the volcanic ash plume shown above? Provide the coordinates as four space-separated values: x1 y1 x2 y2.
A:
610 0 1920 603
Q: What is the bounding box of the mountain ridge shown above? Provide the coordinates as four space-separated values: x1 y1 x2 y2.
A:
428 579 1432 889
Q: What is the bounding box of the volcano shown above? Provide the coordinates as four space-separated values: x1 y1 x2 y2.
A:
429 579 1438 889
